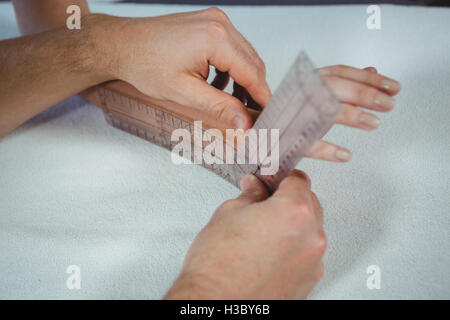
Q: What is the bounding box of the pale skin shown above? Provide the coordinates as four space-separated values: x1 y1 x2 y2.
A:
2 0 401 299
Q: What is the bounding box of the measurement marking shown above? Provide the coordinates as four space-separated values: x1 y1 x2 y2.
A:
98 52 342 191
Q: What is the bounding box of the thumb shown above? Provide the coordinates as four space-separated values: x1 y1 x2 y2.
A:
237 174 269 204
183 77 253 130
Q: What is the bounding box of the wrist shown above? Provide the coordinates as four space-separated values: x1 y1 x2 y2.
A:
79 13 124 83
164 271 220 300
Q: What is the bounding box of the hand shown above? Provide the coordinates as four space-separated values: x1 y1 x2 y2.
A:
306 65 402 162
103 8 271 131
99 10 401 163
214 65 401 163
164 170 326 299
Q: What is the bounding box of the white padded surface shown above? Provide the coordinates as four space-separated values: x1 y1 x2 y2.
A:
0 3 449 299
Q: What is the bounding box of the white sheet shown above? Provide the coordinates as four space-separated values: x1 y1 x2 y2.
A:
0 2 449 299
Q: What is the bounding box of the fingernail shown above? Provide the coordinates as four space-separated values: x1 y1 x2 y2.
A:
359 113 380 129
374 93 395 110
336 149 352 162
233 115 246 129
240 174 255 191
381 79 401 92
367 66 377 73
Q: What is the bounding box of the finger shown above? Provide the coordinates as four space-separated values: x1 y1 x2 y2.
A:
210 68 230 90
273 170 312 200
206 26 271 108
245 89 263 111
237 174 270 204
183 77 253 130
324 75 396 112
306 140 352 162
335 103 380 130
233 81 262 111
319 65 401 95
226 24 272 107
364 66 378 73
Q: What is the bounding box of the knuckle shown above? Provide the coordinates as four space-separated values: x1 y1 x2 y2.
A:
363 70 381 87
204 20 228 39
308 230 327 260
374 74 386 88
317 66 333 77
357 86 378 102
289 198 310 213
284 198 314 224
242 46 265 80
332 64 348 76
210 97 242 122
341 103 358 119
205 7 230 21
210 100 227 122
314 231 328 256
323 75 338 89
366 71 378 84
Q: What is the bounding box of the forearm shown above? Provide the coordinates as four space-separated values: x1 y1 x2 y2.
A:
13 0 90 35
11 0 103 107
0 14 117 137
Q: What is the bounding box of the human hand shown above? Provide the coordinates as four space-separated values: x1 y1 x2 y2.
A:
97 11 401 163
102 8 270 131
305 65 401 162
165 170 326 299
214 65 401 163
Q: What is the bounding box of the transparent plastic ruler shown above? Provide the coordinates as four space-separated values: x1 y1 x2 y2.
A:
97 51 342 192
